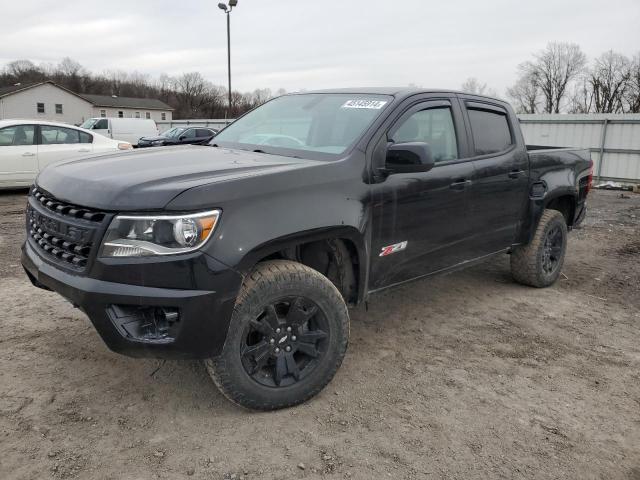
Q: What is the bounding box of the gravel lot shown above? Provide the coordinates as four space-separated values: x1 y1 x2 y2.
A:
1 189 639 480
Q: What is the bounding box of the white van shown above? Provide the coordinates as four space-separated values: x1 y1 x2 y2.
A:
80 118 158 146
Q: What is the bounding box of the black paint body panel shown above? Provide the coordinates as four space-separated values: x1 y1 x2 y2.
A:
22 88 591 358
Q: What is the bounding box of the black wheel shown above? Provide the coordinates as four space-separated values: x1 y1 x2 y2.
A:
205 260 349 410
510 209 568 288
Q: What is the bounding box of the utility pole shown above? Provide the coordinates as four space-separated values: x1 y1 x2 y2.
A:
218 0 238 118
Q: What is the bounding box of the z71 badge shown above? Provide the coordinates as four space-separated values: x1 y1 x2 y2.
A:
379 241 408 257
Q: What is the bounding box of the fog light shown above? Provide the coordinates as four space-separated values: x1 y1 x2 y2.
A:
107 305 180 344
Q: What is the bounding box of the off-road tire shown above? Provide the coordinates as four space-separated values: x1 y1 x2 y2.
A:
205 260 350 410
510 209 568 288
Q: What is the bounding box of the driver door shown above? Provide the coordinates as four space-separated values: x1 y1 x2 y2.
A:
369 99 476 290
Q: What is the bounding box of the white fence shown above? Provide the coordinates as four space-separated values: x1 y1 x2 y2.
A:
159 114 640 183
518 113 640 183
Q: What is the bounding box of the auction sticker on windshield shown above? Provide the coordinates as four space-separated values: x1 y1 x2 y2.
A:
341 99 388 109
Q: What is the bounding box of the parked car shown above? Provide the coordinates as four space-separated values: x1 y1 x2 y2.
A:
79 118 158 146
0 120 132 189
22 88 592 410
137 127 217 148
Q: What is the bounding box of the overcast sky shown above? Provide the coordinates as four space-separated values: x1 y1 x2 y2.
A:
1 0 639 96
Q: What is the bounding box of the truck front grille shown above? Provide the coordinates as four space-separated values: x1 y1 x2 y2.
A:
26 187 107 271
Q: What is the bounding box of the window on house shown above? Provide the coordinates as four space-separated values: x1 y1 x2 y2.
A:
161 112 166 121
145 112 151 119
118 111 124 118
100 110 106 117
55 104 63 114
135 112 140 118
37 103 45 114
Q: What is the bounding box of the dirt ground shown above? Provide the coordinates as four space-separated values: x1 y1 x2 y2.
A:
1 189 639 480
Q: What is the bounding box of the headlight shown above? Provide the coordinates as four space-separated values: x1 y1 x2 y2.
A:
118 142 133 150
100 210 220 257
151 140 164 146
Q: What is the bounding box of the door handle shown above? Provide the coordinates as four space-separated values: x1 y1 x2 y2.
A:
22 152 36 157
508 169 525 179
77 148 91 152
449 179 472 190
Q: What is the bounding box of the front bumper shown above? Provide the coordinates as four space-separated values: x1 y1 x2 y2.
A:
21 240 243 359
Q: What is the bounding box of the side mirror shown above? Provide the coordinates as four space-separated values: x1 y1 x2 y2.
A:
385 142 435 174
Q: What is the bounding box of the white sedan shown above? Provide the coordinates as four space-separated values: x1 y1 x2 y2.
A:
0 120 132 189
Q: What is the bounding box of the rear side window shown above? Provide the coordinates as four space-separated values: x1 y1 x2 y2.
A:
40 126 81 144
467 108 513 155
197 129 212 137
79 131 92 143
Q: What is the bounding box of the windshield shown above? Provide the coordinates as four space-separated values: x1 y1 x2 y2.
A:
213 93 392 158
162 127 185 138
80 119 98 129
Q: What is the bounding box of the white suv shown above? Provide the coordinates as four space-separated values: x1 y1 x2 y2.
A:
0 120 132 189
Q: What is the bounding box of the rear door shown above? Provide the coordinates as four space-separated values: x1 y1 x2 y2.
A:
179 128 199 144
369 98 477 290
37 125 93 170
460 99 529 257
196 128 214 144
0 124 37 187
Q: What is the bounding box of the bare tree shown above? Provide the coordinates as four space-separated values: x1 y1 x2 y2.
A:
567 77 594 113
507 69 541 113
3 59 42 83
625 53 640 113
176 72 214 117
588 50 631 113
460 77 497 97
522 42 587 113
56 57 85 92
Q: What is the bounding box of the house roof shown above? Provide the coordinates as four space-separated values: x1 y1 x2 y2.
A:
79 94 173 111
0 82 40 97
0 80 173 111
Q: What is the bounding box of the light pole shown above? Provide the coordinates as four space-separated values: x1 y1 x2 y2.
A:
218 0 237 118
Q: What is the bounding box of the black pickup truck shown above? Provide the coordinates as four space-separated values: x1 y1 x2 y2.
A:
22 88 592 410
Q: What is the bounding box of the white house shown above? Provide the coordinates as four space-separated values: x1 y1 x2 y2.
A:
0 81 173 125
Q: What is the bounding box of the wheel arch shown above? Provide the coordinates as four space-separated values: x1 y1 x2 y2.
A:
516 187 578 245
234 226 368 305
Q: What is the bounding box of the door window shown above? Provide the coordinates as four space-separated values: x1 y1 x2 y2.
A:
94 119 108 129
182 129 197 139
467 108 513 155
196 129 212 137
40 126 82 145
390 107 458 162
0 125 35 146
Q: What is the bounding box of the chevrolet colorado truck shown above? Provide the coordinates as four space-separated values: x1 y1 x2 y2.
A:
22 88 592 410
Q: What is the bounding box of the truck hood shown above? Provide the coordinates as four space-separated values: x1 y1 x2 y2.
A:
36 145 317 211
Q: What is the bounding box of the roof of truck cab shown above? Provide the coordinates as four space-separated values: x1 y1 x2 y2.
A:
298 87 507 104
